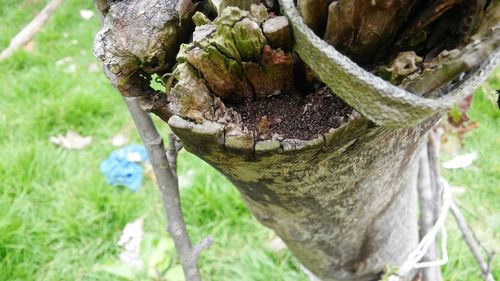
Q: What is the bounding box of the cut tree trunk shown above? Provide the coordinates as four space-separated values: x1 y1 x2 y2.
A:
93 0 499 280
169 114 441 281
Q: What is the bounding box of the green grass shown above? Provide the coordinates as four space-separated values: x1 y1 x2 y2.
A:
441 78 500 280
0 1 498 280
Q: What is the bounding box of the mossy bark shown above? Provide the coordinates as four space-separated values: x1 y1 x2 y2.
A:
93 1 499 280
169 114 441 281
163 3 497 280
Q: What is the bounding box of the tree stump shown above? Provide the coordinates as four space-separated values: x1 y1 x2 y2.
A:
94 0 499 280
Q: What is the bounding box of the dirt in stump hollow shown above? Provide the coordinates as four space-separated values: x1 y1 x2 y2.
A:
229 86 354 141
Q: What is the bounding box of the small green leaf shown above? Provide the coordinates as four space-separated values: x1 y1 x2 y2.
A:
449 104 462 124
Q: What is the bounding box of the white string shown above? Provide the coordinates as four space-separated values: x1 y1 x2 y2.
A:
388 178 452 281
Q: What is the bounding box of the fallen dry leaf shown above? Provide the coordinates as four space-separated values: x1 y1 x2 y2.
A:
178 169 195 189
118 217 144 269
111 134 129 147
49 130 92 150
442 152 477 169
447 95 473 127
267 234 286 252
55 56 73 66
257 115 270 140
79 9 94 20
440 132 462 156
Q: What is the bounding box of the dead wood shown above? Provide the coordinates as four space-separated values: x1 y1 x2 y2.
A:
93 1 500 280
0 0 63 61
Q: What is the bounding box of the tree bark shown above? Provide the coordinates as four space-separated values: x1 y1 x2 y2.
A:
93 1 499 280
417 140 443 281
321 0 418 64
168 113 442 281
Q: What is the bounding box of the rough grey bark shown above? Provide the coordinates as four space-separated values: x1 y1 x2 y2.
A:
417 140 442 281
93 3 212 280
279 0 500 127
321 0 418 64
125 95 213 281
93 1 499 280
297 0 332 36
168 113 442 281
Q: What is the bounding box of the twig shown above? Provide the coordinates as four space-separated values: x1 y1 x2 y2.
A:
386 132 452 281
417 140 443 281
0 0 63 61
192 236 215 261
426 130 496 281
485 253 496 281
93 2 212 278
123 95 213 281
427 131 442 224
404 29 500 96
450 201 496 281
453 198 481 221
166 133 183 178
455 200 492 257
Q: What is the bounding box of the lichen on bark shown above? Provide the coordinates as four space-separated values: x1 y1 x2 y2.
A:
168 4 297 128
94 1 499 280
94 0 197 77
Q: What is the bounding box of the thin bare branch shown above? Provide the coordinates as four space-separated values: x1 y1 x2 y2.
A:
427 131 442 222
417 139 443 281
124 95 211 281
0 0 63 61
192 236 215 261
485 253 496 281
94 2 211 279
404 30 500 96
167 133 181 178
426 129 496 281
452 200 491 256
450 201 496 281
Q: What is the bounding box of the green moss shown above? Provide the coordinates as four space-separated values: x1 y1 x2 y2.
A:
232 18 267 61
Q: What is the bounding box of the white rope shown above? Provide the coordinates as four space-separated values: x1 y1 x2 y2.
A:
388 178 452 281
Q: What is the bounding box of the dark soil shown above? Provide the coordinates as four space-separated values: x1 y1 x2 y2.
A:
230 86 353 140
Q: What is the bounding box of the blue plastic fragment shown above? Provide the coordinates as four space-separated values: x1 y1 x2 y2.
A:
100 144 149 191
